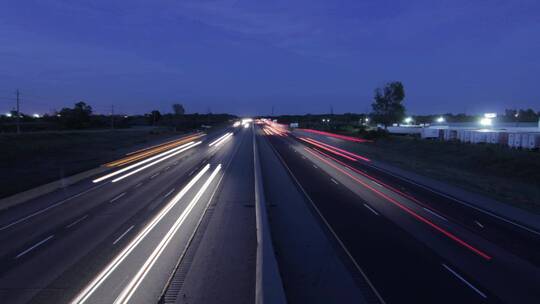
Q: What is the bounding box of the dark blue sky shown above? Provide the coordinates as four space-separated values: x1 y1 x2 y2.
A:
1 0 539 116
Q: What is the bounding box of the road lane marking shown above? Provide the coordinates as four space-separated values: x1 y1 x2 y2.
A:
164 166 170 171
475 220 484 228
66 214 89 228
150 172 160 179
363 204 379 216
442 264 487 298
113 225 134 245
371 181 383 187
423 207 448 222
0 182 108 232
313 165 318 169
109 192 126 203
163 188 175 198
304 147 492 260
16 235 54 259
270 144 386 304
93 142 196 183
135 182 143 188
71 164 211 304
114 164 222 304
330 178 339 185
111 142 201 183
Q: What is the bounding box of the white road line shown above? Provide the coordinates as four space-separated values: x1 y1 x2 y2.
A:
164 166 170 171
70 164 211 304
313 165 318 169
330 178 339 185
134 182 143 188
363 204 379 216
113 225 134 245
163 188 175 198
475 220 484 228
0 182 108 232
423 207 448 222
16 235 54 259
188 169 196 176
114 164 222 304
66 214 89 228
110 193 126 203
442 264 487 298
150 172 160 179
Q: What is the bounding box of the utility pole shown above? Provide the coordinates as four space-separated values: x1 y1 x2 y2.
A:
15 89 20 134
110 105 114 130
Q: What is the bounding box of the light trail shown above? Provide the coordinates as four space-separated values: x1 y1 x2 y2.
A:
299 137 358 161
301 137 371 162
114 164 222 304
304 147 492 260
105 133 204 167
208 132 233 147
111 142 201 183
298 128 371 143
92 141 196 183
71 164 211 304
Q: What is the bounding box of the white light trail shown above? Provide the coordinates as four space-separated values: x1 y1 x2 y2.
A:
71 164 211 304
208 132 232 147
92 141 196 183
111 142 201 183
209 133 233 148
114 164 222 304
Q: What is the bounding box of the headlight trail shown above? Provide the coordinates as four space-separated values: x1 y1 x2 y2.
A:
114 164 222 304
208 132 233 147
105 133 205 167
111 141 201 183
92 141 196 183
71 164 211 304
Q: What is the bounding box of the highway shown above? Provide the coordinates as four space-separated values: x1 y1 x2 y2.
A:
261 122 540 304
0 121 538 304
0 126 248 303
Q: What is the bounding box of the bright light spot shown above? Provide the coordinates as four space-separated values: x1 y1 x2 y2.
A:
241 118 253 124
436 116 445 123
233 121 241 127
404 117 413 124
480 118 492 126
5 112 12 117
484 113 497 118
365 118 369 122
33 113 41 118
243 123 249 128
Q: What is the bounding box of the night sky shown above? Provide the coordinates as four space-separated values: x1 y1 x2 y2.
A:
1 0 539 116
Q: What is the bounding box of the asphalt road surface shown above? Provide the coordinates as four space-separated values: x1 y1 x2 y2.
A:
0 122 538 304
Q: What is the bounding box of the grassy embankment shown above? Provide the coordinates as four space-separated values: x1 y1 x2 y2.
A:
0 129 188 198
326 132 540 214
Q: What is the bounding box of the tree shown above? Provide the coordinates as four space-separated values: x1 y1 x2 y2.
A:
371 81 406 129
58 101 93 129
149 110 162 125
172 103 185 115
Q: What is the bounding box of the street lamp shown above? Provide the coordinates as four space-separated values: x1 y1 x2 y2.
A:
404 117 413 124
436 116 445 123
